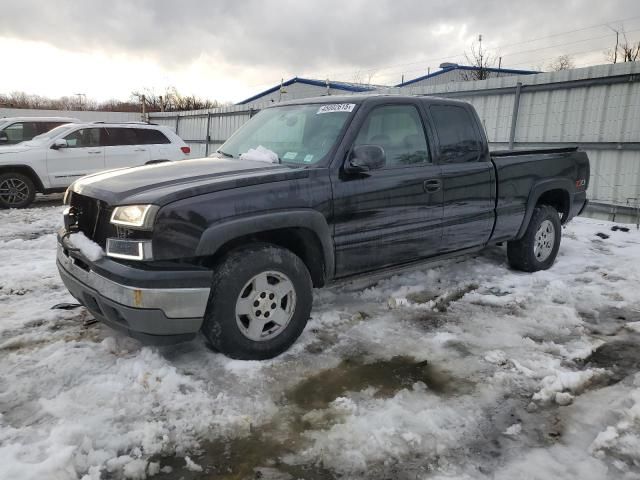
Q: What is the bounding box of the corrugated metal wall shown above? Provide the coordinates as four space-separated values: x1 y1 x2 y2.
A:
149 61 640 207
0 108 141 122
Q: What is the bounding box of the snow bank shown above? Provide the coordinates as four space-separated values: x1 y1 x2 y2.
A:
2 204 640 478
590 383 640 467
239 145 279 163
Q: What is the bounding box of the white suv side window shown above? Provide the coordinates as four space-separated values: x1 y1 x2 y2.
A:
63 128 101 148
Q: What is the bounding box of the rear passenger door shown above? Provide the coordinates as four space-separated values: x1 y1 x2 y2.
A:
134 128 174 161
103 127 151 169
428 103 494 252
331 102 443 277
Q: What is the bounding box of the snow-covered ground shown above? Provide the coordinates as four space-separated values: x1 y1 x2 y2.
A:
1 203 640 480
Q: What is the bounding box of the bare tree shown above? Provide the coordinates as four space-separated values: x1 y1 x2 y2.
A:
462 35 497 81
547 54 575 71
606 29 640 63
0 88 225 113
131 86 225 112
351 70 378 86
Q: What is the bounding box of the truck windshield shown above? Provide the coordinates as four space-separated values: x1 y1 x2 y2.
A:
217 103 355 165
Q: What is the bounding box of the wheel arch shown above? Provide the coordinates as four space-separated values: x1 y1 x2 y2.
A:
0 165 44 192
196 210 334 287
515 179 573 240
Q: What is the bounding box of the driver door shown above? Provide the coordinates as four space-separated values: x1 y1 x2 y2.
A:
331 103 444 277
46 127 106 188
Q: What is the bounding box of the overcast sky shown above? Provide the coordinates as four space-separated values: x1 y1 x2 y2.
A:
1 0 639 103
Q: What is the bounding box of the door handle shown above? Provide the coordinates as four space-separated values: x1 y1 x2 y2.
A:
423 179 442 193
88 150 101 154
134 148 147 152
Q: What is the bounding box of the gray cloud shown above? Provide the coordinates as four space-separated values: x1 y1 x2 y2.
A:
1 0 639 85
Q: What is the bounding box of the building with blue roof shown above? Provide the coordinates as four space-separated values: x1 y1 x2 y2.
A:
237 77 379 105
396 63 539 88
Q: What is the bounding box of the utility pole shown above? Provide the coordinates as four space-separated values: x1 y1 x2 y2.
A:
74 93 86 110
141 94 146 122
607 26 619 63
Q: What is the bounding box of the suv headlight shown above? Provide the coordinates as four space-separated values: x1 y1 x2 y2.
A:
110 205 158 230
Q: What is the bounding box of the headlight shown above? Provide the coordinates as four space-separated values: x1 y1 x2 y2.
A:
110 205 158 229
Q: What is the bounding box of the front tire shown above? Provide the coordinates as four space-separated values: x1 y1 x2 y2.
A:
507 205 561 272
202 244 313 360
0 172 36 209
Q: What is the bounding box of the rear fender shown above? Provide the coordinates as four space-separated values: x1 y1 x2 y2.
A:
516 178 574 239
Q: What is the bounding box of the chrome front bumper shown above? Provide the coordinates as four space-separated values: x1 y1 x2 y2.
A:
56 243 211 343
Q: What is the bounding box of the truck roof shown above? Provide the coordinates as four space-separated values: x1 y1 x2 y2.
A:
272 93 470 108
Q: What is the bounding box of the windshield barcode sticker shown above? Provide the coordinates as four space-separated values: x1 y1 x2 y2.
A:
317 103 356 114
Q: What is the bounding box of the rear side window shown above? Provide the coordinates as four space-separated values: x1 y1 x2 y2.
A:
36 122 67 135
103 128 137 146
4 122 38 144
430 105 482 163
353 105 430 167
135 128 170 145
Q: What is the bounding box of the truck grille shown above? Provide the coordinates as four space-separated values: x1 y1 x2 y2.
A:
68 193 114 248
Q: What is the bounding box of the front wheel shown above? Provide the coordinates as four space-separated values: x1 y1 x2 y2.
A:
201 244 313 360
0 172 36 209
507 205 562 272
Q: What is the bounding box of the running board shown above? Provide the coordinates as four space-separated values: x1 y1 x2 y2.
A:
327 247 484 291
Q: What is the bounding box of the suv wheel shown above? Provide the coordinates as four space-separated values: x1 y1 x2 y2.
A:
202 244 313 360
507 204 561 272
0 173 36 209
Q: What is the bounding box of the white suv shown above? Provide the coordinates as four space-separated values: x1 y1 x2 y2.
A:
0 117 80 145
0 122 190 208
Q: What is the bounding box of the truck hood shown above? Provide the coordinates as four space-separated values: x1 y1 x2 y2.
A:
70 157 308 206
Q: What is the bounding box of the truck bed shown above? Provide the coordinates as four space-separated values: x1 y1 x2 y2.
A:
489 147 590 243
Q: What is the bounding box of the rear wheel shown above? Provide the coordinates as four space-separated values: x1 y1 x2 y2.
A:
507 205 561 272
202 244 313 360
0 173 36 209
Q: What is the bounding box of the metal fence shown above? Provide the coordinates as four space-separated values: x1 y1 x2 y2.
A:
0 107 141 122
149 62 640 209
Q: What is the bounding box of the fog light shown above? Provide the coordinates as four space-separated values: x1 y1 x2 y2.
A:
106 238 153 261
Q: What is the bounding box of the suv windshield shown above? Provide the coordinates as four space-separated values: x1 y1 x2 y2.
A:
218 103 355 165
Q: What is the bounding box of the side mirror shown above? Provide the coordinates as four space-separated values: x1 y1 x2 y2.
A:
346 145 386 173
0 132 8 144
51 139 68 150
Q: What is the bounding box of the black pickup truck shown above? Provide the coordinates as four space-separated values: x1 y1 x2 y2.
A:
57 95 589 359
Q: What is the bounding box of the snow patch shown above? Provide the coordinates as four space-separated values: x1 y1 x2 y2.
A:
68 232 104 261
239 145 279 163
533 369 606 403
184 456 203 472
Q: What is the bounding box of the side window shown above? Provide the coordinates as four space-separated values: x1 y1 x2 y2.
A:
36 122 66 136
103 128 137 146
63 128 101 148
5 122 39 144
353 105 430 167
430 105 482 163
135 128 170 145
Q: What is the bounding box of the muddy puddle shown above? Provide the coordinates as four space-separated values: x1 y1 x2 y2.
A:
154 355 470 479
288 355 461 410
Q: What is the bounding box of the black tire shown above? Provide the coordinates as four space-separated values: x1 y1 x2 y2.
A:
202 244 313 360
0 172 36 209
507 205 562 272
